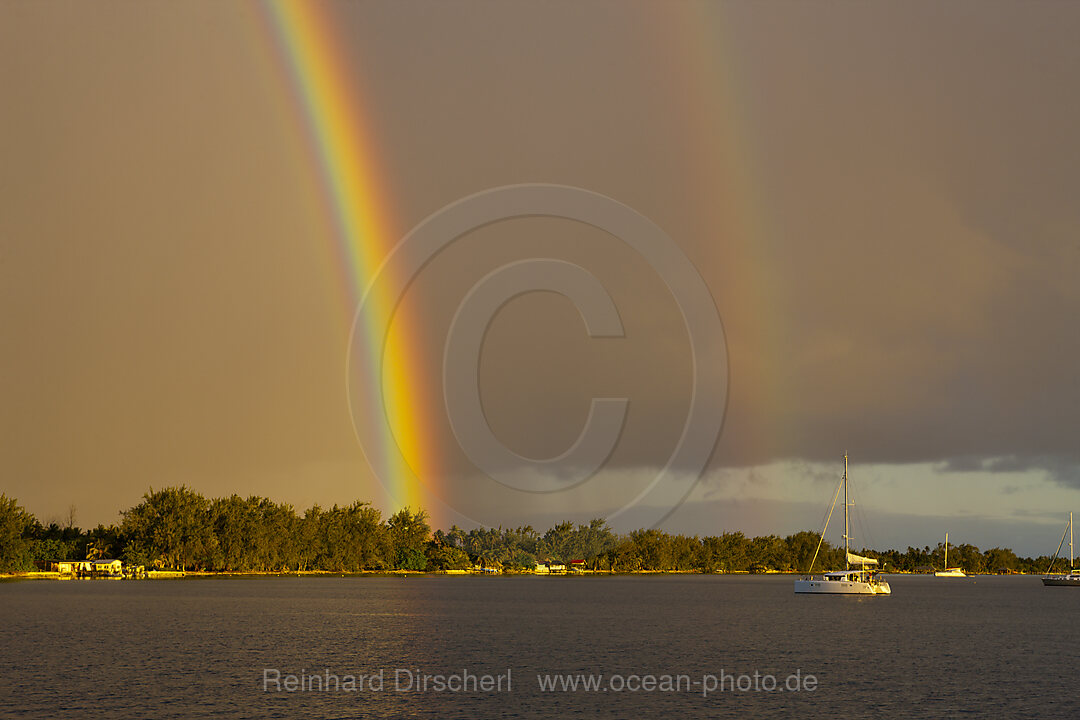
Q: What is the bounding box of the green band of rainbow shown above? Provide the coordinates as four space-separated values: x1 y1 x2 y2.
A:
261 0 429 512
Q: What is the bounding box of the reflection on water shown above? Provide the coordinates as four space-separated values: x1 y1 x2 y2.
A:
1 575 1076 719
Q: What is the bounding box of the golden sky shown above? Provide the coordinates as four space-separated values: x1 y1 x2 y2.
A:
2 2 1079 553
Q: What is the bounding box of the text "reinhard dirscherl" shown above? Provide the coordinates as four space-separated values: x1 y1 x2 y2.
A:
262 668 512 693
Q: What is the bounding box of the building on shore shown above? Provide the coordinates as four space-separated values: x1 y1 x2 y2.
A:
53 560 92 574
91 559 123 577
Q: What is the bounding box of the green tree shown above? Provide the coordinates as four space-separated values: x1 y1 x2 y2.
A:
628 529 672 570
539 521 577 564
84 524 121 561
669 534 701 571
426 542 472 570
985 546 1020 573
27 519 81 564
785 531 824 573
573 519 617 568
208 495 254 571
316 502 388 571
260 498 300 571
387 508 431 570
0 495 35 571
120 487 214 570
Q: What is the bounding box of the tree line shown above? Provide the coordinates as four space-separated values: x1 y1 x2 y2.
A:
0 489 1065 574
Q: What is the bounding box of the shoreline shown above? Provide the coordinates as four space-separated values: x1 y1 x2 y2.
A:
1 569 1033 581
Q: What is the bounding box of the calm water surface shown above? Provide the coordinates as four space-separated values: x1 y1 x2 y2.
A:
2 574 1077 719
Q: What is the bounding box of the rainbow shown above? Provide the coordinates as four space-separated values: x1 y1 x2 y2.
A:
259 1 433 514
666 6 787 467
252 2 781 530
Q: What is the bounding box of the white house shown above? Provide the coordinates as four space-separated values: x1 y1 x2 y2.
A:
55 560 92 574
91 559 123 575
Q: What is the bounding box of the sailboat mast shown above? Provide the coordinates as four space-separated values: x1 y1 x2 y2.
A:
844 453 850 570
945 532 949 570
1071 512 1074 570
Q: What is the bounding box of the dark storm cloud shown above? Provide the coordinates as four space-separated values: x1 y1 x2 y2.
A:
939 455 1080 490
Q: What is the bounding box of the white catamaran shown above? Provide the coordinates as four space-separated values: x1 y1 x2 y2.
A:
1042 512 1080 587
794 454 891 595
934 532 966 577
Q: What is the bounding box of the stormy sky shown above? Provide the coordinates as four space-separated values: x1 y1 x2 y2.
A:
3 2 1079 554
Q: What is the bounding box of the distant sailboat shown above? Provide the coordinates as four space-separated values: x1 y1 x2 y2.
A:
934 533 966 577
794 454 891 595
1042 512 1080 587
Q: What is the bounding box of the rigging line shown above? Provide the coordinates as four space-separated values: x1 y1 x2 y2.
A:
853 475 872 554
807 473 845 574
848 464 877 555
816 492 833 535
1046 520 1070 575
814 468 838 538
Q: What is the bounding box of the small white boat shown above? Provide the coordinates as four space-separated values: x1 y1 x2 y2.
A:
1043 512 1080 587
934 533 966 577
794 454 891 595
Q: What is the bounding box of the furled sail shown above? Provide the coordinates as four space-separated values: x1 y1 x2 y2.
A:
846 552 878 566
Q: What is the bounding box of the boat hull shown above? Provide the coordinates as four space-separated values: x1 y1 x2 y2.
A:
934 569 967 578
794 578 891 595
1042 575 1080 586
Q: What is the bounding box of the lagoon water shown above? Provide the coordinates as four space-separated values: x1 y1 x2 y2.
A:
2 574 1078 719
